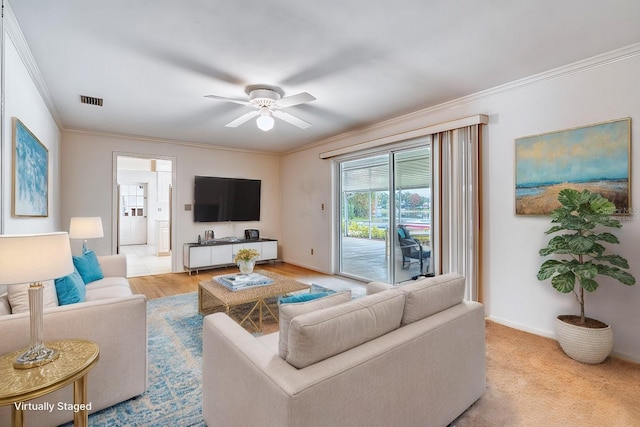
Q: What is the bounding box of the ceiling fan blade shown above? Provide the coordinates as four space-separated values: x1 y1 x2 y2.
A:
204 94 251 106
225 110 259 128
273 110 312 129
274 92 316 108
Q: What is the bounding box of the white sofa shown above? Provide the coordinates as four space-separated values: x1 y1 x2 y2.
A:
0 255 147 427
203 273 486 427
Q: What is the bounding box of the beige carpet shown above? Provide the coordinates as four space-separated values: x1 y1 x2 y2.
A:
452 321 640 427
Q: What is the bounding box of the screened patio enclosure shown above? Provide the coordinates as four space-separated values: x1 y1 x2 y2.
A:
338 144 432 283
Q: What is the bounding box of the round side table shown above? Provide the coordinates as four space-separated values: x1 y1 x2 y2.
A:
0 339 99 427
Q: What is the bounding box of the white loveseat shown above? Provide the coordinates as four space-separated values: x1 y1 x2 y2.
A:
0 255 147 427
202 273 486 427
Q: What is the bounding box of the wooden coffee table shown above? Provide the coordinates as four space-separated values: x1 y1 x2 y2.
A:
198 269 309 331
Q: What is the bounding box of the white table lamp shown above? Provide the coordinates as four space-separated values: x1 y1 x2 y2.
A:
0 232 74 368
69 217 104 253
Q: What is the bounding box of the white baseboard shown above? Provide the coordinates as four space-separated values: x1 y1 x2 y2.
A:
486 315 556 339
487 315 640 364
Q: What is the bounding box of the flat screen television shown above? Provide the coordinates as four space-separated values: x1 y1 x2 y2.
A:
194 176 261 222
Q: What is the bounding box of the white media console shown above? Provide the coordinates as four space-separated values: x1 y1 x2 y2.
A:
183 238 278 275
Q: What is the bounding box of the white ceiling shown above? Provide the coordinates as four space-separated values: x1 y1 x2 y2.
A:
9 0 640 153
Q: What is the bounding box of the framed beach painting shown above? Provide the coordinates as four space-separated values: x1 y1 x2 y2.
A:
515 118 631 215
12 118 49 217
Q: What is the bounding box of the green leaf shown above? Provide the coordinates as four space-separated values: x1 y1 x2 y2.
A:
617 271 637 286
595 232 620 244
567 235 595 254
539 247 553 257
588 242 605 257
599 218 622 228
597 265 637 286
537 260 566 280
589 194 617 214
595 254 630 269
545 225 564 235
574 262 598 280
557 189 581 209
551 272 575 293
580 278 599 292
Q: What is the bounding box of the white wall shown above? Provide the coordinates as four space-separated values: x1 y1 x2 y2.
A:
60 132 281 272
280 46 640 362
1 27 62 234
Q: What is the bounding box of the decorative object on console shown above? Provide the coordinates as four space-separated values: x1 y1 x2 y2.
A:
69 216 104 253
12 118 49 217
244 229 259 240
0 232 74 369
234 248 260 275
537 189 636 363
515 118 631 215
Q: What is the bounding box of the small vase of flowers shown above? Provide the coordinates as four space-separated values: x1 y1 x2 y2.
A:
234 248 260 275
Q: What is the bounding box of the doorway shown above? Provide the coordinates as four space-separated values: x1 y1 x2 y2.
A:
115 155 175 277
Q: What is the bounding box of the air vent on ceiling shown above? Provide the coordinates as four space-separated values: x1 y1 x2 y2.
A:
80 95 103 106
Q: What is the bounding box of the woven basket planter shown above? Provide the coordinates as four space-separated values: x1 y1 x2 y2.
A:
555 316 613 364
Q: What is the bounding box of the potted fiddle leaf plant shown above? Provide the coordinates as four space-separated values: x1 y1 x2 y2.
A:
537 188 636 364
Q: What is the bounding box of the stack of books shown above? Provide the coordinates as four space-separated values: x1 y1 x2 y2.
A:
215 273 274 291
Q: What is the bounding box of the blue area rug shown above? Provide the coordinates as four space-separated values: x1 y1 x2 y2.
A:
67 293 205 426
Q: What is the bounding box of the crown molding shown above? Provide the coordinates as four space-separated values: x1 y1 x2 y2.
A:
4 2 63 129
63 128 281 157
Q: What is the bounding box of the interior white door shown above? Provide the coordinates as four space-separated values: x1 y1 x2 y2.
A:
119 183 148 245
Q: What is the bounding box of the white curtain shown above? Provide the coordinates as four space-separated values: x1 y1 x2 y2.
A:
432 125 481 301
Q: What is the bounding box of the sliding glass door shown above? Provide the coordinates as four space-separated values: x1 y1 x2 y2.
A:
393 147 432 283
339 155 390 282
338 141 432 284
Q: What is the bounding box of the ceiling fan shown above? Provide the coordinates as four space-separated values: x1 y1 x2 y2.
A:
204 86 316 131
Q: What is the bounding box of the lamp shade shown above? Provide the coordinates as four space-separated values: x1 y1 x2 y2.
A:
69 216 104 239
0 232 74 285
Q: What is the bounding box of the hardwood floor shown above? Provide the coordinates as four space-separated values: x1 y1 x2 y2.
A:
129 262 366 300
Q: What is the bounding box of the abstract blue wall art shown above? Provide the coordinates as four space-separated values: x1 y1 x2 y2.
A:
13 118 48 217
515 118 630 215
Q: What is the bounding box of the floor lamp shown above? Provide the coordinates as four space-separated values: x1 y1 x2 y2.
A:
0 232 74 369
69 217 104 253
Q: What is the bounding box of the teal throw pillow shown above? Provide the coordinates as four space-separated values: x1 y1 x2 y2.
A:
72 250 104 284
279 292 333 305
54 268 86 305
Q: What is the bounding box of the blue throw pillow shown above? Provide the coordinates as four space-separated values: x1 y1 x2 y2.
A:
54 268 86 305
72 250 104 284
279 292 333 305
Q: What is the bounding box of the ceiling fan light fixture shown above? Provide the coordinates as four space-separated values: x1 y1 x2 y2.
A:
205 86 315 130
256 109 275 131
